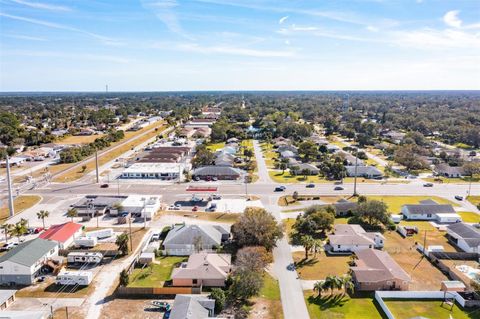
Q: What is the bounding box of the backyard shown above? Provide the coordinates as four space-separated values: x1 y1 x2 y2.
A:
128 256 187 287
304 291 384 319
384 299 480 319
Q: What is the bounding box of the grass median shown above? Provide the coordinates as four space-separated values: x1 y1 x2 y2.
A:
0 195 42 221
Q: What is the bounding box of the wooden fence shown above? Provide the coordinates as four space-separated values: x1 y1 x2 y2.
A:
116 286 201 297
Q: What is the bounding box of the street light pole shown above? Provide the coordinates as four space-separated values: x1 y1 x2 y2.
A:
353 147 359 197
5 155 15 218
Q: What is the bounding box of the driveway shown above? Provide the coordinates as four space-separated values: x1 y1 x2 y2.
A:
253 140 273 184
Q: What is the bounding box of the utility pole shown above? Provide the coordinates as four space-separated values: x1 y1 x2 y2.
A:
95 150 100 183
128 217 133 253
65 306 69 319
353 147 359 196
143 199 147 229
6 155 15 218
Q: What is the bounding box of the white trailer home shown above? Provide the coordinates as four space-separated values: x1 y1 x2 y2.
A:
56 271 93 286
74 236 98 248
85 228 114 239
67 252 103 264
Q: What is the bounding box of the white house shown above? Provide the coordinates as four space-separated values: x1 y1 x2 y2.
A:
121 162 187 180
0 239 58 285
329 224 384 253
446 223 480 253
401 200 461 223
120 195 162 219
38 222 83 249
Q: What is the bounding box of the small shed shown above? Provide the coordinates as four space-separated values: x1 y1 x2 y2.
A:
441 280 466 292
391 214 403 223
0 290 16 310
138 252 155 265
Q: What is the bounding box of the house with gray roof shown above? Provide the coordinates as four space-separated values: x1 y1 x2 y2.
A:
0 238 58 285
333 199 358 216
446 223 480 253
192 166 242 180
290 163 320 175
401 200 461 223
329 224 384 253
172 253 231 287
434 163 465 178
345 165 383 179
337 151 365 166
170 294 215 319
163 224 230 256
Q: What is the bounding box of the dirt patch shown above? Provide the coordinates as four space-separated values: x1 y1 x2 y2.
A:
249 298 283 319
99 298 173 319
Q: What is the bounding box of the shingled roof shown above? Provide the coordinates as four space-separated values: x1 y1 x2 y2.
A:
0 238 57 267
351 249 411 283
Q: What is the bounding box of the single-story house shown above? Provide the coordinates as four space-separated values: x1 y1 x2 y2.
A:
39 222 83 249
280 150 296 159
214 152 235 167
351 249 411 291
0 290 16 310
345 166 383 179
170 294 215 319
192 166 242 180
329 224 384 253
0 157 26 168
290 163 320 175
401 200 461 223
0 238 58 285
446 223 480 253
163 224 230 256
382 131 406 144
72 195 127 217
277 145 298 154
332 199 358 216
337 151 365 166
171 253 231 287
185 118 216 128
434 163 465 178
120 195 162 219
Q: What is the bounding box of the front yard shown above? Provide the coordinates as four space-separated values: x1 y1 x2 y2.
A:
249 273 283 319
384 299 479 319
293 251 351 280
128 256 187 287
304 291 384 319
366 196 459 214
467 196 480 207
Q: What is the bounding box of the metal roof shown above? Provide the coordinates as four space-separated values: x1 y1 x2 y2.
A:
0 238 57 267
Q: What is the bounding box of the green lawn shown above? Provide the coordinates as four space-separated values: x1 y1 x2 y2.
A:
128 256 187 287
423 177 480 184
260 273 281 301
385 299 480 319
459 211 480 223
206 142 225 151
304 291 384 319
468 196 480 207
366 196 459 214
293 251 350 280
251 273 284 319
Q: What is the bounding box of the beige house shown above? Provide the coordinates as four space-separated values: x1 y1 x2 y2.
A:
171 253 231 287
351 249 411 291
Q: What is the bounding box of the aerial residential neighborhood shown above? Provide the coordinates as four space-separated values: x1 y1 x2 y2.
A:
1 0 480 319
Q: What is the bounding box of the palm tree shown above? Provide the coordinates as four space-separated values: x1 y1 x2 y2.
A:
313 281 324 297
0 224 14 243
300 235 315 259
341 275 355 295
10 221 27 242
37 210 49 229
323 275 343 295
66 208 77 222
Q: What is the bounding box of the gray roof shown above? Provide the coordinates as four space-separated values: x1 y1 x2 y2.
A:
164 224 224 247
291 163 319 173
403 204 455 215
193 166 241 177
170 294 214 319
0 238 57 267
447 223 480 248
345 166 382 177
435 163 464 175
72 195 127 209
334 200 358 214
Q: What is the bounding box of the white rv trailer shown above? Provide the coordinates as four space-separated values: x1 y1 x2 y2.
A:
85 228 114 239
56 271 93 286
74 236 98 248
67 252 103 264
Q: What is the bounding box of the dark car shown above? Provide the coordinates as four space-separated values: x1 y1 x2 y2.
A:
274 186 286 192
306 183 315 188
100 184 109 188
423 183 434 187
334 186 344 191
455 195 464 201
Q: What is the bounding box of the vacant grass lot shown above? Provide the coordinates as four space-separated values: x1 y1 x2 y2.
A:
53 122 166 182
458 211 480 223
304 291 384 319
467 196 480 207
0 195 42 221
293 251 350 280
366 196 458 214
206 142 225 151
250 273 284 319
128 256 187 287
383 230 449 290
385 299 479 319
423 177 480 184
159 211 240 223
59 134 105 145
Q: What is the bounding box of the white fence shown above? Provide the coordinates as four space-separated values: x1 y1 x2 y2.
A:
374 291 466 319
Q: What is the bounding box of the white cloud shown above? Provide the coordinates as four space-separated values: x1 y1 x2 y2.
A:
10 0 72 12
279 15 288 24
291 24 318 31
0 12 122 45
443 10 462 28
5 34 47 41
392 28 480 49
366 25 379 32
142 0 193 39
2 50 129 63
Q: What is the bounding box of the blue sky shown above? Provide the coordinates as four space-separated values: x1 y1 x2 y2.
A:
0 0 479 91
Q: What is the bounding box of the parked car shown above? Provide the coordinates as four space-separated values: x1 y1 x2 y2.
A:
334 186 344 191
455 195 464 201
274 186 286 192
168 204 181 210
192 206 199 212
100 184 109 188
151 233 160 241
211 194 222 200
306 183 315 188
423 183 434 187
